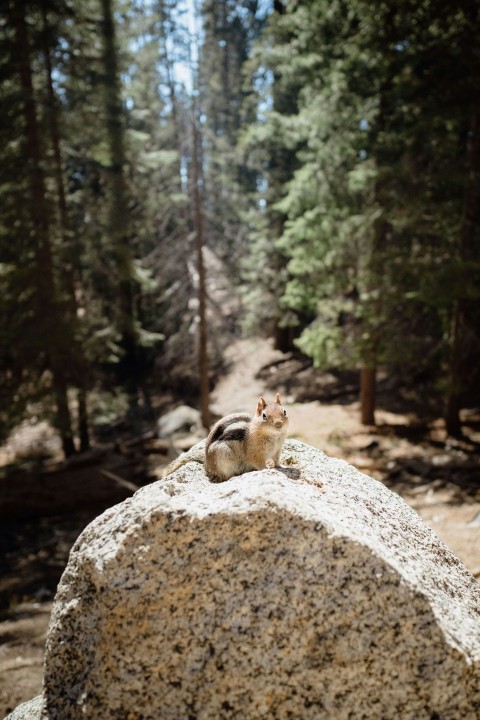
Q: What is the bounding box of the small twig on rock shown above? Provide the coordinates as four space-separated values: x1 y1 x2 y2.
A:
100 469 139 493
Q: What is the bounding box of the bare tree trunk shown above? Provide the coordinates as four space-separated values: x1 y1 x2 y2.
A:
77 386 90 452
445 304 462 437
360 367 376 426
51 369 76 456
221 0 230 135
445 105 480 437
41 0 91 451
10 0 75 457
100 0 138 407
191 116 211 429
158 0 184 190
186 5 211 430
358 16 396 428
360 215 385 427
40 0 75 302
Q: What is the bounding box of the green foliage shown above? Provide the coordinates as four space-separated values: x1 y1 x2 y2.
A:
0 0 195 446
241 0 480 411
1 0 479 447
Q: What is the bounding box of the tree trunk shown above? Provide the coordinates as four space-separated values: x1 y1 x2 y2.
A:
359 19 396 429
77 386 91 453
10 0 75 457
191 116 211 430
51 368 76 458
100 0 138 405
445 105 480 437
273 324 296 354
42 0 91 451
445 301 463 437
41 0 76 305
158 0 187 198
221 0 231 135
360 367 376 426
359 209 386 428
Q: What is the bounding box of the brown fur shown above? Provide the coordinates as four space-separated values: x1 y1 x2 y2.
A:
204 394 289 482
163 394 289 482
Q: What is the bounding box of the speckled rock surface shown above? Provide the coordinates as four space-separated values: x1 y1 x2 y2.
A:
5 695 42 720
41 439 480 720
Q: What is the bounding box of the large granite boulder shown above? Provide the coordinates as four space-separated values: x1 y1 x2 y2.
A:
14 440 480 719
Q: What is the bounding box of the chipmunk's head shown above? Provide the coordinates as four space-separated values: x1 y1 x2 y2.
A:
256 393 288 431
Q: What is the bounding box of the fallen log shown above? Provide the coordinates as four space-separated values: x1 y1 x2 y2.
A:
0 450 147 521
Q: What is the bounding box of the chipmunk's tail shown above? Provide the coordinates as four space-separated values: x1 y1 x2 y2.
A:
162 445 205 479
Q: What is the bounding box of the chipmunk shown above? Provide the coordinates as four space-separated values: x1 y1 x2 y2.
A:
162 393 289 482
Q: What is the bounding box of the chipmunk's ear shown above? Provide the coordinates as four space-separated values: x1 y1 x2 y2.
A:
275 392 281 405
256 397 267 415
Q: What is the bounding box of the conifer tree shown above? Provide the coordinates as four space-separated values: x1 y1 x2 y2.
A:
3 0 76 455
100 0 140 406
240 0 303 349
242 0 480 425
40 0 91 450
199 0 261 270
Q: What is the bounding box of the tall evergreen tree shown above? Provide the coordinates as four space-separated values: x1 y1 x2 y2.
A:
241 0 480 426
199 0 262 270
441 1 480 435
240 0 303 349
40 0 91 450
100 0 140 406
2 0 77 455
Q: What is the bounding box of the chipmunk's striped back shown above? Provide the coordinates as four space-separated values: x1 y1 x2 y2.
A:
205 413 254 481
207 413 252 446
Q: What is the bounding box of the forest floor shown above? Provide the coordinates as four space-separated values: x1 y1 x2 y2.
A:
1 337 480 716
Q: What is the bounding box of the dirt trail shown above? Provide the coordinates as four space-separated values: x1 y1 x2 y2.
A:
210 338 286 415
0 603 50 717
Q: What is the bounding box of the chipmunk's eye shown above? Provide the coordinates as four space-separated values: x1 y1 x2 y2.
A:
262 412 267 420
283 409 287 416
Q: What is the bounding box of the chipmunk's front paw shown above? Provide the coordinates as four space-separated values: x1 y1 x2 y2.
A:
266 459 276 469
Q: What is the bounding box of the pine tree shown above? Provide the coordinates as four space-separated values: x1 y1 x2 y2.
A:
2 0 76 455
40 0 91 450
239 0 303 349
199 0 262 270
242 0 480 426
